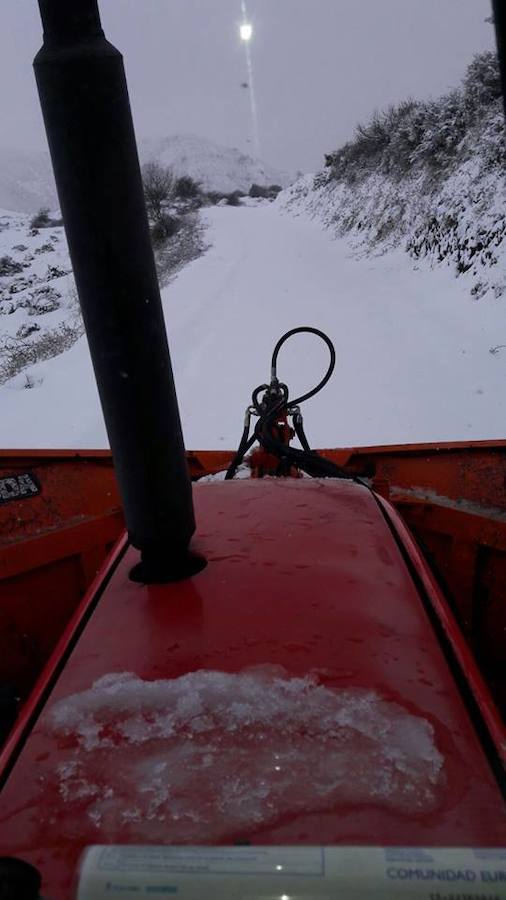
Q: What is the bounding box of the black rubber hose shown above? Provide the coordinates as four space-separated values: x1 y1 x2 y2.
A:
225 430 256 480
271 326 336 408
255 406 348 478
252 382 288 414
226 327 350 480
293 412 312 453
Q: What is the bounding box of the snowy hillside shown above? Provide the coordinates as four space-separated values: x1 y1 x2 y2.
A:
0 135 291 213
277 52 506 301
0 209 82 387
0 147 57 214
0 198 207 389
139 134 292 195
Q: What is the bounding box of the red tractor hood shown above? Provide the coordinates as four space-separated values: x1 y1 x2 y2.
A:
0 478 504 898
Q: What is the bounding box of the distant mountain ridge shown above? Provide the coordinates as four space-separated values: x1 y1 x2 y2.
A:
0 146 55 214
0 135 293 213
139 134 293 195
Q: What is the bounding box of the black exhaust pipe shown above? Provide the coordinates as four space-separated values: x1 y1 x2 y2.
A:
34 0 199 582
493 0 506 119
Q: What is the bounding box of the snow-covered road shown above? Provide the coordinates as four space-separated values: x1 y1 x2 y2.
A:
2 202 506 448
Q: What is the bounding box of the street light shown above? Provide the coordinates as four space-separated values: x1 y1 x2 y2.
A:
240 22 253 41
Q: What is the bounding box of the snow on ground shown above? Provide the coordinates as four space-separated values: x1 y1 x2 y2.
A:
1 201 506 449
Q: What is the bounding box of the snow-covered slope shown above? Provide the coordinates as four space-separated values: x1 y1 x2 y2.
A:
277 52 506 301
0 135 291 213
0 147 57 214
0 209 82 387
1 203 505 449
139 134 292 194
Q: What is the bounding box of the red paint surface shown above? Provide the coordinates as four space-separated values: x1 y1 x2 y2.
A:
3 442 506 713
376 494 506 767
0 478 505 899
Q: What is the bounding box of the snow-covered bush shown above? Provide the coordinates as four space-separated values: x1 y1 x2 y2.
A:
150 212 181 246
8 275 36 295
462 51 503 116
226 191 242 206
30 207 51 229
175 175 201 200
29 208 62 229
142 161 176 223
324 52 503 186
249 183 282 199
154 212 208 286
46 264 69 280
0 318 84 383
0 255 23 276
0 294 31 315
279 52 506 298
16 322 41 340
27 285 62 315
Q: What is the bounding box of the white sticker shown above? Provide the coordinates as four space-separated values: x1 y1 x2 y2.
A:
76 845 506 899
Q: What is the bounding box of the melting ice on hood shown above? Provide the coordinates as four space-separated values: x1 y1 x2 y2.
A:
47 667 445 841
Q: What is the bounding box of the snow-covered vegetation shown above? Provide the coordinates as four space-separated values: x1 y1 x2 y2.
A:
278 52 506 300
0 193 208 384
140 162 209 285
0 135 288 388
0 211 83 385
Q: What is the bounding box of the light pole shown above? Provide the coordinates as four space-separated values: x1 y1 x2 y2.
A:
239 1 260 157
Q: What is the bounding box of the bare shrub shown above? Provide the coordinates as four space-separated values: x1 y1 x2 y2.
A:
151 213 181 247
30 208 63 229
154 213 209 286
175 175 201 200
249 183 282 199
226 191 242 206
0 317 84 384
30 207 51 229
142 161 175 222
205 190 228 205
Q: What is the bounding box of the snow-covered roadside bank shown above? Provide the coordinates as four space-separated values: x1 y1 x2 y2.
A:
276 54 506 303
1 202 505 449
0 209 78 358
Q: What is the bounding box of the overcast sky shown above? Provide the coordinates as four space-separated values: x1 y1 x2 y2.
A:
0 1 496 173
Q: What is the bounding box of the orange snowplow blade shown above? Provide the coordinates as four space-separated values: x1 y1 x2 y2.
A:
1 441 506 714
